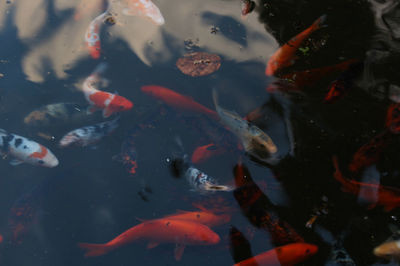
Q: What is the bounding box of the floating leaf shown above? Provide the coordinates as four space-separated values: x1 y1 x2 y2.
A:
176 52 221 77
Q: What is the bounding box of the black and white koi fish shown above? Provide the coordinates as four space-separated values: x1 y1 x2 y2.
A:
59 116 119 147
212 89 278 164
172 154 233 193
0 129 59 167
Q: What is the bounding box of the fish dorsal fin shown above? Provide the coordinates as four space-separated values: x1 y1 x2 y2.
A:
103 108 113 118
147 242 160 249
9 159 24 166
174 244 186 261
87 105 99 115
192 203 208 212
175 209 191 214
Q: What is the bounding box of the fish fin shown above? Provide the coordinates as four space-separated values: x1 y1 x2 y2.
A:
314 14 327 30
102 108 113 118
147 241 160 249
212 88 219 109
87 105 99 115
174 244 185 261
9 159 24 166
77 243 110 257
114 91 119 95
192 203 208 212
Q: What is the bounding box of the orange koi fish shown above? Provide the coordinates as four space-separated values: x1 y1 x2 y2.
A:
374 239 400 260
141 85 219 120
385 103 400 134
78 218 220 260
122 0 165 25
160 209 231 228
348 130 392 173
234 162 304 245
85 11 107 59
275 59 359 92
265 15 327 76
82 64 133 118
234 243 318 266
333 156 400 211
191 143 226 164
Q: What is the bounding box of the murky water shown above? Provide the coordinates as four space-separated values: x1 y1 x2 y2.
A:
1 0 400 265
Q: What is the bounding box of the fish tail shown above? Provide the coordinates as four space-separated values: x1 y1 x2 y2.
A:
77 242 111 257
313 14 327 30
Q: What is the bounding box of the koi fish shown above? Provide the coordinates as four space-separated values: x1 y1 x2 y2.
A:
172 153 233 193
385 103 400 134
234 243 318 266
265 15 327 76
324 62 363 104
191 143 226 164
241 0 255 19
233 162 304 245
82 63 133 118
85 11 107 59
158 210 231 228
333 156 400 211
275 59 359 92
78 218 220 260
0 129 58 167
24 103 93 127
141 85 219 121
59 116 119 147
212 89 278 164
374 240 400 260
122 0 165 25
348 130 392 173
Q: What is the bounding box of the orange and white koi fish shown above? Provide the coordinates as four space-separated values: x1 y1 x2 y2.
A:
82 64 133 118
0 129 58 167
85 11 108 59
122 0 165 25
374 239 400 260
78 218 220 260
265 15 327 76
234 243 318 266
333 156 400 211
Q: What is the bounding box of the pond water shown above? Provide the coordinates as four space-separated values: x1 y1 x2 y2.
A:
1 0 400 265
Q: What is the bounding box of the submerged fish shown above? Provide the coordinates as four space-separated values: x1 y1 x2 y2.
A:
333 156 400 211
122 0 165 25
82 63 133 118
78 218 220 260
0 129 58 167
234 243 318 266
59 116 119 147
265 15 327 76
212 89 278 164
24 103 92 127
85 11 108 59
141 85 219 121
374 239 400 260
158 209 231 228
172 154 233 193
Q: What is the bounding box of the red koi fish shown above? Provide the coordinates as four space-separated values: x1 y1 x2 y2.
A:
274 59 358 92
160 210 231 228
82 64 133 118
323 62 363 104
141 85 219 120
234 243 318 266
78 218 220 260
385 103 400 134
333 156 400 211
191 143 226 164
265 15 327 76
85 11 107 59
348 130 392 173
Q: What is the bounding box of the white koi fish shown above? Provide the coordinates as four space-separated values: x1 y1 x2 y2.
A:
85 11 108 59
0 129 58 167
59 116 119 147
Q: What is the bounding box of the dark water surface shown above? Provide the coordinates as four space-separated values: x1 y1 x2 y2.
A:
1 0 400 265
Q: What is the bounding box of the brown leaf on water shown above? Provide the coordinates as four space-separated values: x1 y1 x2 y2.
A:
176 52 221 77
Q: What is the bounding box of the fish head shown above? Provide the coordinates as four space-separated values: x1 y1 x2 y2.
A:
110 95 133 112
247 127 278 156
59 133 81 148
285 243 318 262
374 241 400 260
29 145 59 167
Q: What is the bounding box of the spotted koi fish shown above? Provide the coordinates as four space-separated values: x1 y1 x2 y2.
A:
82 63 133 118
0 129 58 167
122 0 165 25
85 11 108 59
59 116 119 147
